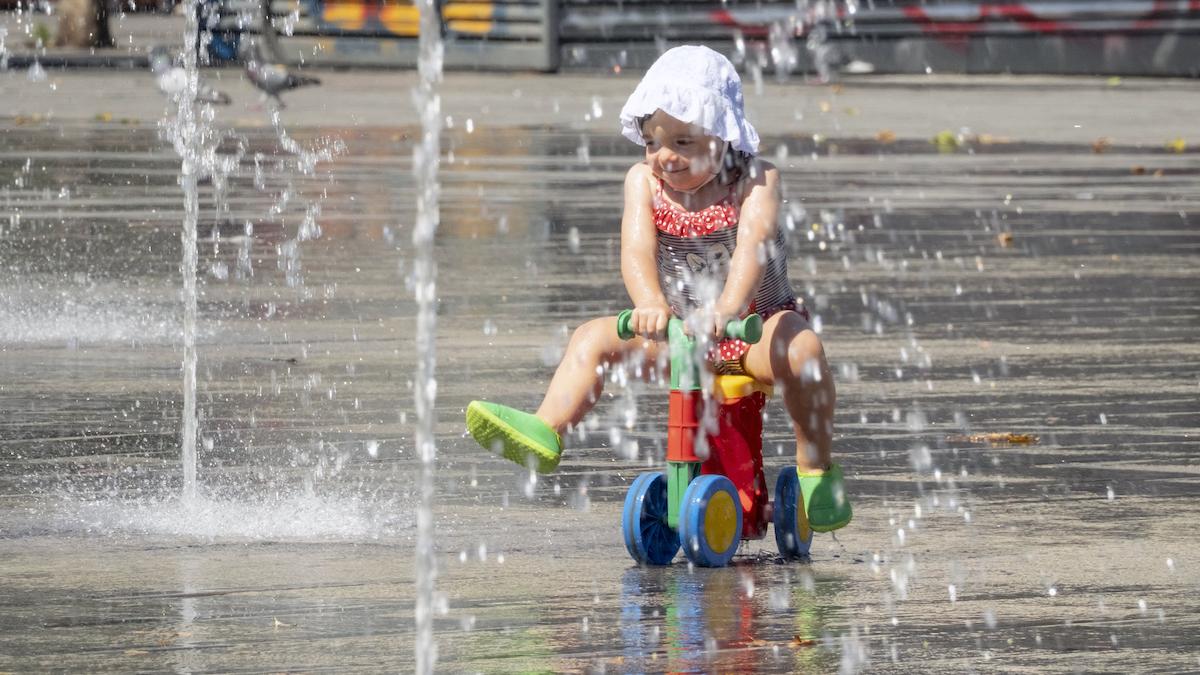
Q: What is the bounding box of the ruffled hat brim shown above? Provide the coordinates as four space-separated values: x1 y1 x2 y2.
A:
618 45 760 156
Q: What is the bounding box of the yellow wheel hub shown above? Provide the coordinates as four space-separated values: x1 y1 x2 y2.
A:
703 490 738 553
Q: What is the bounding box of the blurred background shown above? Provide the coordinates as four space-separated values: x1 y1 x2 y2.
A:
3 0 1200 75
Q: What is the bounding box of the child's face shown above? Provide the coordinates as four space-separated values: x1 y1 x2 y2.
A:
640 110 725 193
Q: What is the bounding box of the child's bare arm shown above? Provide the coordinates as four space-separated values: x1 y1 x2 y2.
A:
620 164 671 337
715 161 781 334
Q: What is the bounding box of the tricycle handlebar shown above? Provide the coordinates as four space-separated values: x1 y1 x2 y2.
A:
616 309 763 344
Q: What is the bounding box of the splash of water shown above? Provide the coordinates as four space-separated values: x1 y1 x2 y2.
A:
412 1 444 671
177 0 202 502
39 493 411 540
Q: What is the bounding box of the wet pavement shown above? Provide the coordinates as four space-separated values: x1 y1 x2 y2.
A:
1 70 1199 672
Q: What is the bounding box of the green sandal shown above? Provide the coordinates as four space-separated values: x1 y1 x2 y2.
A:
465 401 562 474
798 463 853 532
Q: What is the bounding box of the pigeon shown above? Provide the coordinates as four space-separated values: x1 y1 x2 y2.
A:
149 45 232 105
240 39 320 108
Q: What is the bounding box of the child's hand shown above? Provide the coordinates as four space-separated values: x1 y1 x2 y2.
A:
708 302 743 340
629 304 671 340
708 311 732 340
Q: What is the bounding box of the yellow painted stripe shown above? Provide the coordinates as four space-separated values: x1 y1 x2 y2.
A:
443 3 494 20
380 4 420 36
447 19 495 34
322 3 366 30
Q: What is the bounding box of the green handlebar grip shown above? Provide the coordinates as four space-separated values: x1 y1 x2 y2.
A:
725 314 763 344
616 309 636 340
616 309 762 344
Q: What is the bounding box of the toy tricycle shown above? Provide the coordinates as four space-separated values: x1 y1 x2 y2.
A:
616 310 813 567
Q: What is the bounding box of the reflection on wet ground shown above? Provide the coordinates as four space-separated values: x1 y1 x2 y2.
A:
1 118 1198 671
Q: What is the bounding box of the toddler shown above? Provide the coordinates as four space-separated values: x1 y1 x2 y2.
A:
465 45 850 533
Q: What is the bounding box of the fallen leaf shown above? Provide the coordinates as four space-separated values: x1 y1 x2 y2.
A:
830 84 844 94
1107 76 1122 87
948 433 1039 445
997 232 1014 247
1166 138 1186 153
876 129 896 144
933 130 959 153
818 100 832 113
124 650 149 656
1131 165 1146 175
1153 169 1164 178
790 635 817 647
1091 137 1111 154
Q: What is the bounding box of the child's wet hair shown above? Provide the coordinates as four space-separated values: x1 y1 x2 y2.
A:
719 144 755 186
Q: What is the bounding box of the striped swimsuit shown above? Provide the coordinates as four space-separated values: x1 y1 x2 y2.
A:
653 178 807 372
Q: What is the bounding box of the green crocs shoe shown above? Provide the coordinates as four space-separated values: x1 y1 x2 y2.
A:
465 401 562 473
798 463 852 532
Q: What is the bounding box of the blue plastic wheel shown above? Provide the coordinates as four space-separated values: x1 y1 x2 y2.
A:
623 472 680 566
773 466 813 559
679 474 743 567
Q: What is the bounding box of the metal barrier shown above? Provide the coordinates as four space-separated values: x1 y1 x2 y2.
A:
210 0 559 70
556 0 1200 76
207 0 1200 75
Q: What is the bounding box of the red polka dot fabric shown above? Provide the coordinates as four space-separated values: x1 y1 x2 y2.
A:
653 194 740 237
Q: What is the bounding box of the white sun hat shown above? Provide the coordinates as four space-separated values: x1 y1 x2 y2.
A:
619 45 760 155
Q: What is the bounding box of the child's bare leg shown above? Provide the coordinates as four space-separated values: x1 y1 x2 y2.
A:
536 316 662 434
742 311 836 471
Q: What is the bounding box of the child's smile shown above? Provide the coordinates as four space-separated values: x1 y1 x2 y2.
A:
641 110 726 195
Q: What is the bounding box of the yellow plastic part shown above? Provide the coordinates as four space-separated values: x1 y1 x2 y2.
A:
796 489 812 544
713 374 772 402
703 490 738 553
